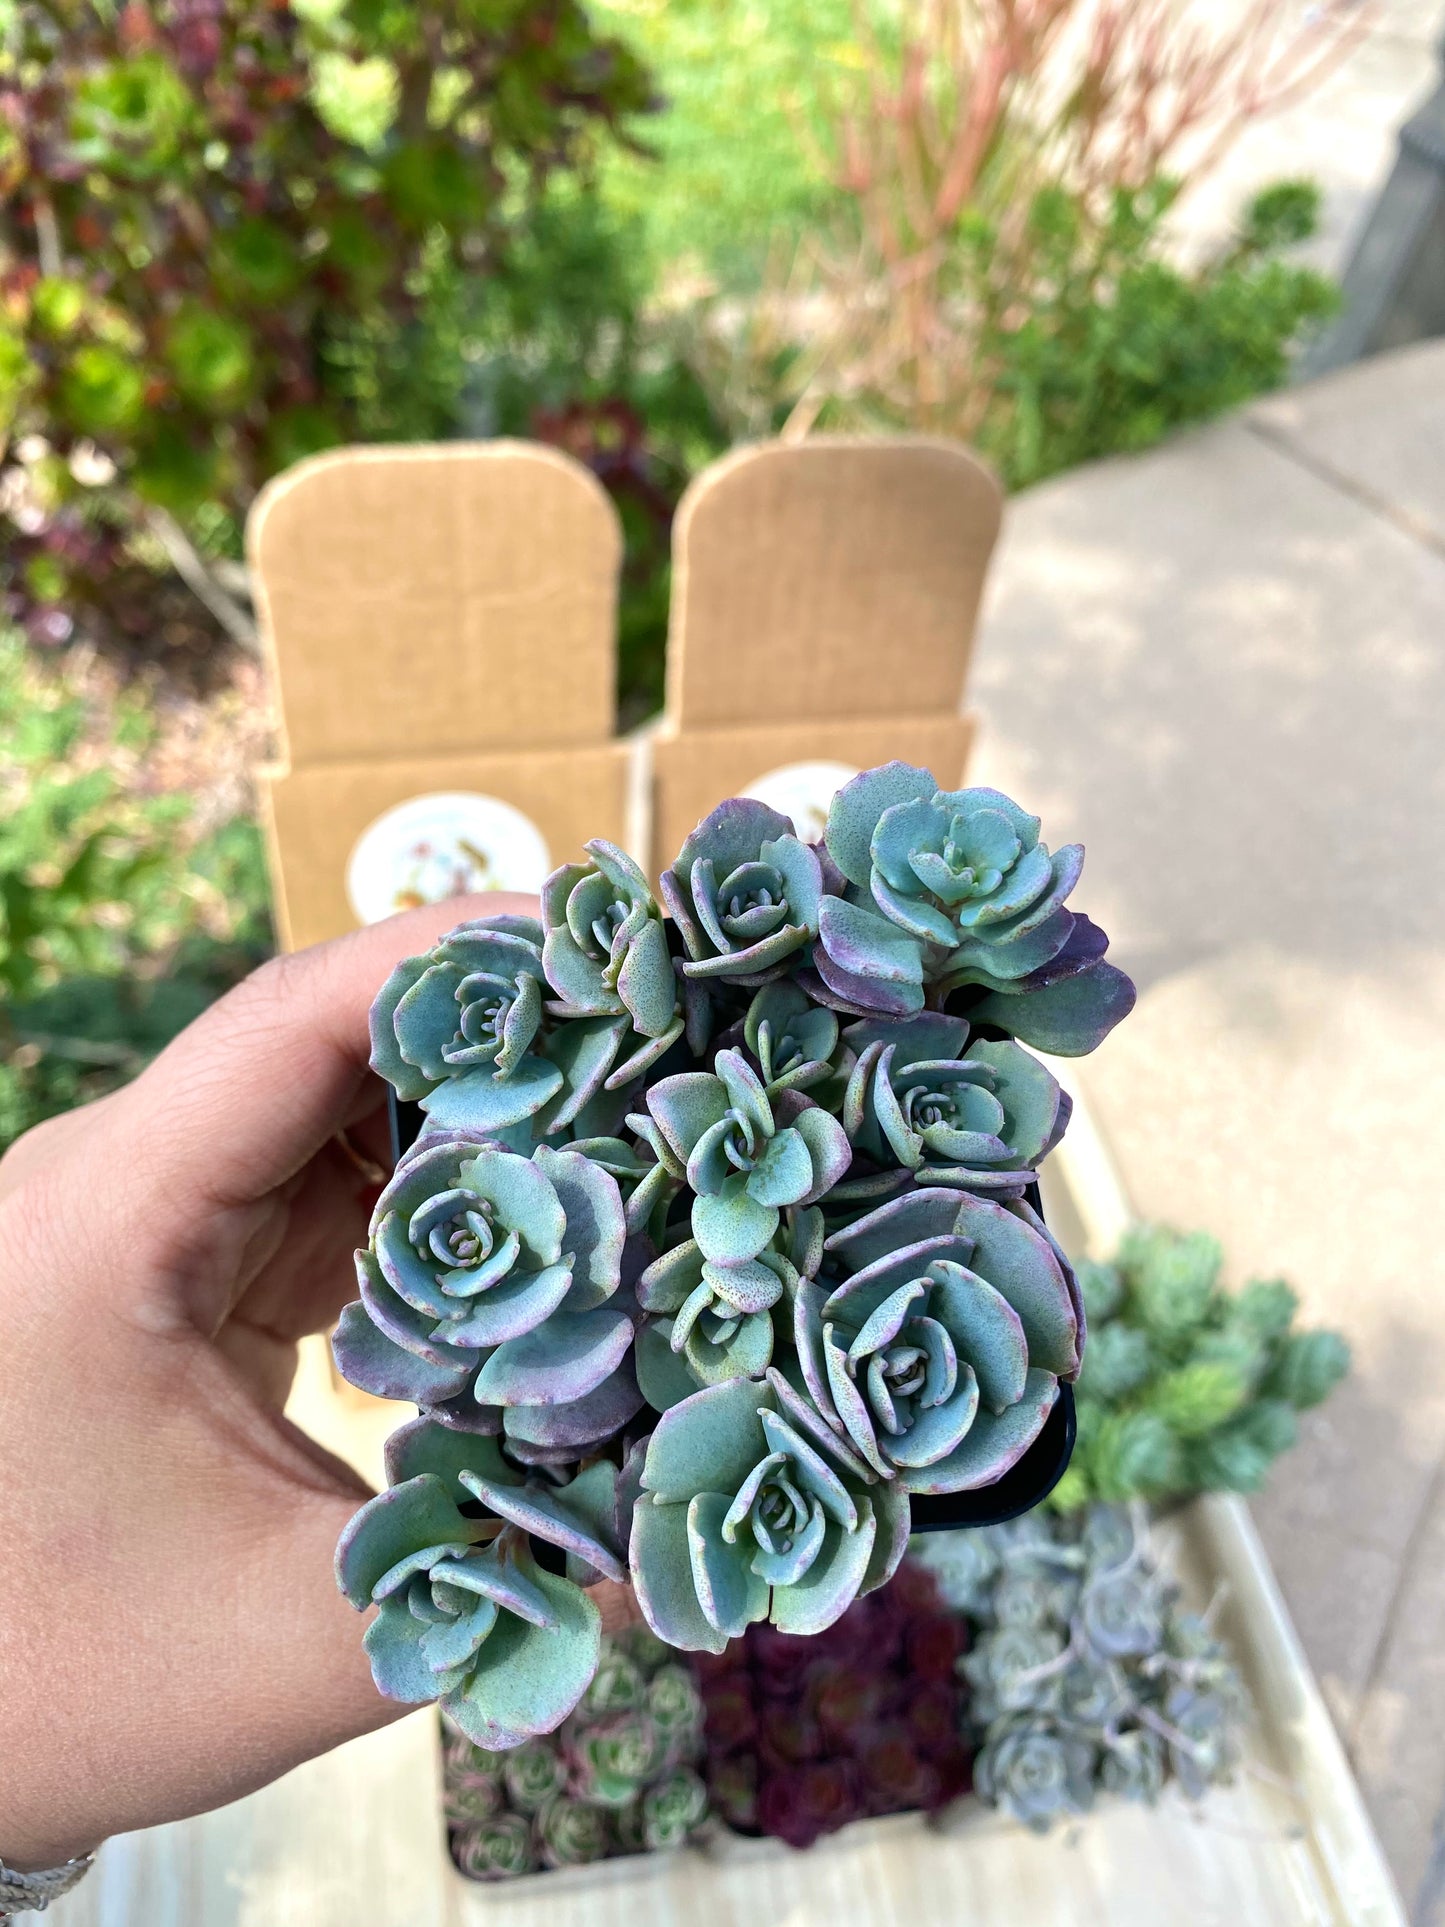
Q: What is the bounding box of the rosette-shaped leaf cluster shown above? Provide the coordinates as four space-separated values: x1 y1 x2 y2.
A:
443 1622 711 1883
334 1138 640 1456
843 1014 1069 1196
633 1205 824 1405
541 840 682 1049
335 1476 603 1750
630 1372 911 1653
660 797 823 985
638 1048 849 1265
370 914 563 1134
811 763 1135 1056
796 1190 1082 1493
342 763 1139 1759
1052 1221 1350 1513
936 1500 1246 1832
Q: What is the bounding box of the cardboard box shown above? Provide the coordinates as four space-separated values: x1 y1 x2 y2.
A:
648 437 998 864
249 433 1002 944
249 441 629 949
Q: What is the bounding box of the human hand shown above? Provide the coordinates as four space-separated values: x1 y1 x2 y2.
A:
0 894 635 1872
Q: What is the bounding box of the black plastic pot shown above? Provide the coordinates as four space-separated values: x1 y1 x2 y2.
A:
384 1086 1075 1533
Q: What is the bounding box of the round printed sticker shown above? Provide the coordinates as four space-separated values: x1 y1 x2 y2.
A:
743 760 861 845
346 792 552 925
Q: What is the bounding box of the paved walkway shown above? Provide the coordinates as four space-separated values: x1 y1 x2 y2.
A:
968 337 1445 1917
1174 0 1444 274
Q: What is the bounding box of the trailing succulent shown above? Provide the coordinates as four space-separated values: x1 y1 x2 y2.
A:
1051 1223 1350 1512
442 1624 710 1880
912 1503 1246 1831
336 768 1135 1747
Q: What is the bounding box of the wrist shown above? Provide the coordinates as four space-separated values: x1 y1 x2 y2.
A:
0 1848 96 1917
0 1829 103 1877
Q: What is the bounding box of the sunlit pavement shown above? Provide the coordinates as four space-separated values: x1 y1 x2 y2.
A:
971 335 1445 1917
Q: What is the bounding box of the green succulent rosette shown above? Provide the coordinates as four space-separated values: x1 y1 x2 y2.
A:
566 1710 660 1805
629 1370 910 1654
841 1012 1069 1196
369 914 564 1133
335 1478 601 1750
637 1047 850 1265
811 763 1135 1055
743 980 848 1102
502 1737 567 1814
795 1189 1082 1493
454 1811 536 1880
333 1139 640 1450
631 1204 823 1404
535 1793 611 1869
645 1662 706 1763
974 1715 1097 1832
641 1766 709 1850
660 796 824 985
541 839 683 1053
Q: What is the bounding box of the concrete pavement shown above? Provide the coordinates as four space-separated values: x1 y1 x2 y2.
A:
968 337 1445 1915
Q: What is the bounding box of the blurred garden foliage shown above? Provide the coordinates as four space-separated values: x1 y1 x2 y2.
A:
0 630 270 1150
1053 1223 1351 1513
0 0 1355 1145
0 0 652 678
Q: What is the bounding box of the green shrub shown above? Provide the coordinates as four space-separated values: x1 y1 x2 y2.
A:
969 182 1338 491
0 0 652 664
0 633 271 1153
1051 1222 1350 1512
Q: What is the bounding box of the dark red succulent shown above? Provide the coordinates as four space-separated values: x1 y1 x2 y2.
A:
694 1558 972 1851
755 1761 860 1850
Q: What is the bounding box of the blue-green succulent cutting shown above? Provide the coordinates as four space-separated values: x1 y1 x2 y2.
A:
336 764 1134 1745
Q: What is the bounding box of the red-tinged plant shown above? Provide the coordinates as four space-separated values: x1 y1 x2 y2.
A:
755 1760 860 1851
0 0 652 672
760 0 1360 473
698 1559 973 1849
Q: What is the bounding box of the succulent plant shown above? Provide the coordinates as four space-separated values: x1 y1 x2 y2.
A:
1098 1727 1166 1804
576 1644 647 1720
534 1792 612 1868
641 1766 710 1849
454 1811 536 1880
795 1189 1081 1491
843 1014 1069 1195
541 840 682 1046
1054 1221 1349 1513
632 1205 824 1401
630 1371 911 1652
744 980 846 1100
443 1745 506 1828
639 1048 850 1265
974 1715 1097 1831
340 765 1138 1753
333 1139 636 1449
503 1738 568 1814
808 763 1135 1056
646 1662 707 1762
567 1710 660 1805
944 1501 1247 1832
660 797 824 985
335 1475 602 1749
369 915 561 1132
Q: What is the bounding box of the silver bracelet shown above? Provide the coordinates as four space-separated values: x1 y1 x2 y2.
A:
0 1851 95 1918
